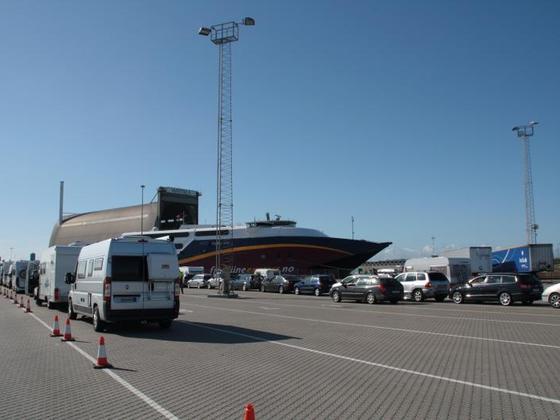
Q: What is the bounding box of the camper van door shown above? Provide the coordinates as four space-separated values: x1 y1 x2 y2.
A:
144 253 177 309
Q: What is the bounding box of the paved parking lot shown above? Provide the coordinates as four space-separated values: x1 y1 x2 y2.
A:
1 286 560 419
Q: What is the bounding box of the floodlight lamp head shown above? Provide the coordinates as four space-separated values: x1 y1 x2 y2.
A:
198 27 211 36
242 17 255 26
528 120 538 127
512 126 519 132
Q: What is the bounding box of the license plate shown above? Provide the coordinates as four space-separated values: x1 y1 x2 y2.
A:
120 297 136 303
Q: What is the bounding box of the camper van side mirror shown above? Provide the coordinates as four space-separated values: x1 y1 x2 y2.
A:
65 272 75 284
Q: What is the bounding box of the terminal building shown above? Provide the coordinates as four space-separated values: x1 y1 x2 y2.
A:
49 186 201 246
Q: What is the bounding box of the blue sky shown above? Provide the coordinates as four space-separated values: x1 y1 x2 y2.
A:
0 0 558 261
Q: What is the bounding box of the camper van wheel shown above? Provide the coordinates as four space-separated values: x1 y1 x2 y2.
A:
34 294 42 306
412 289 424 302
159 320 172 329
68 299 77 320
47 300 55 310
93 307 105 332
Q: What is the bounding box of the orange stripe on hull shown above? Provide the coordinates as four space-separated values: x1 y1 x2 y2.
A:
179 243 352 265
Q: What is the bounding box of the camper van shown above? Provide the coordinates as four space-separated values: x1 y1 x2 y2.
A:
11 260 30 293
404 257 471 286
37 245 83 308
67 237 180 331
24 260 40 296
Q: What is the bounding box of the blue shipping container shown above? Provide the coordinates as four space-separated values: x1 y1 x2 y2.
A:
492 246 530 272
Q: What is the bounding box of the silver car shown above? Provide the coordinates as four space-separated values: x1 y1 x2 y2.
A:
395 271 449 302
542 283 560 308
187 274 211 289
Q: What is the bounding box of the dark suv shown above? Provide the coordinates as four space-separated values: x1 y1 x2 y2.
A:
449 273 543 306
294 275 335 296
330 275 404 304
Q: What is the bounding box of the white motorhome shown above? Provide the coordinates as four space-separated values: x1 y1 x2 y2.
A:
11 260 30 293
67 237 180 331
404 256 471 285
37 245 83 309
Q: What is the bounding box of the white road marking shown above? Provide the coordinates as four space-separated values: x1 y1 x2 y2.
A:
29 313 178 420
184 320 560 406
180 309 193 314
258 306 280 310
187 303 560 350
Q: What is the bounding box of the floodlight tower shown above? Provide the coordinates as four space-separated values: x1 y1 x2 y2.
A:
199 18 255 293
512 121 539 244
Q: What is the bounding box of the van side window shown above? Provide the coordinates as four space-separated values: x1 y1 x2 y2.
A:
77 260 87 279
94 258 104 271
87 260 94 277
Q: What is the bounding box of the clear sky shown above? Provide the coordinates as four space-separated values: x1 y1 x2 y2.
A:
0 0 558 261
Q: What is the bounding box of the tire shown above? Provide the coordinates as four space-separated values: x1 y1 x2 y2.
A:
499 292 512 306
92 306 105 332
314 288 320 297
34 295 42 306
331 290 341 303
260 285 265 292
412 289 424 302
159 320 172 329
47 300 55 310
452 291 463 304
435 295 446 303
242 284 247 291
68 299 77 320
294 287 300 295
549 293 560 309
197 284 201 289
366 292 376 304
278 286 284 294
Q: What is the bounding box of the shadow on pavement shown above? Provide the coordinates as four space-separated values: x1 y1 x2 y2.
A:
110 320 299 344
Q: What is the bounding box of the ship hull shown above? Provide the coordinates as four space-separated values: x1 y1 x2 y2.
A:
178 236 390 277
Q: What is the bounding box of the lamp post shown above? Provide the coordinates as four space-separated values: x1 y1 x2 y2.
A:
141 185 145 236
512 121 538 244
199 17 255 296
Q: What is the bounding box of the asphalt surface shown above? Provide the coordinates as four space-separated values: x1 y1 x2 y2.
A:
1 286 560 419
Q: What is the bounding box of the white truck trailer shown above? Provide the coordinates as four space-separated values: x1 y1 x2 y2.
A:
441 247 492 275
404 256 471 285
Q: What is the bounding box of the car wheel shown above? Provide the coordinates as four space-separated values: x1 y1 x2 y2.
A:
93 306 105 332
412 289 424 302
331 290 341 303
294 287 300 295
499 292 512 306
549 293 560 309
435 295 446 302
314 288 320 297
452 291 463 304
197 284 201 289
68 299 77 320
366 292 376 304
242 284 247 291
278 286 284 294
159 320 172 329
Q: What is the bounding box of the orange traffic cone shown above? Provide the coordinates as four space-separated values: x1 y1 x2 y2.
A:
243 403 255 420
94 336 113 369
50 315 62 337
24 298 32 313
61 318 75 341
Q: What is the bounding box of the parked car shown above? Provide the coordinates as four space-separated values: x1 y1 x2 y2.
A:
294 275 335 296
231 273 254 291
207 276 222 289
394 271 449 302
542 283 560 309
329 275 403 304
187 274 211 288
260 275 292 294
449 273 543 306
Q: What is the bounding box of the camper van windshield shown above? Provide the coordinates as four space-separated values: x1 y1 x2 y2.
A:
112 256 148 282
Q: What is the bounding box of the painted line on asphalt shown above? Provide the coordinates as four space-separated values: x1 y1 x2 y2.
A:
181 292 560 326
186 303 560 350
185 320 560 406
29 313 178 420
